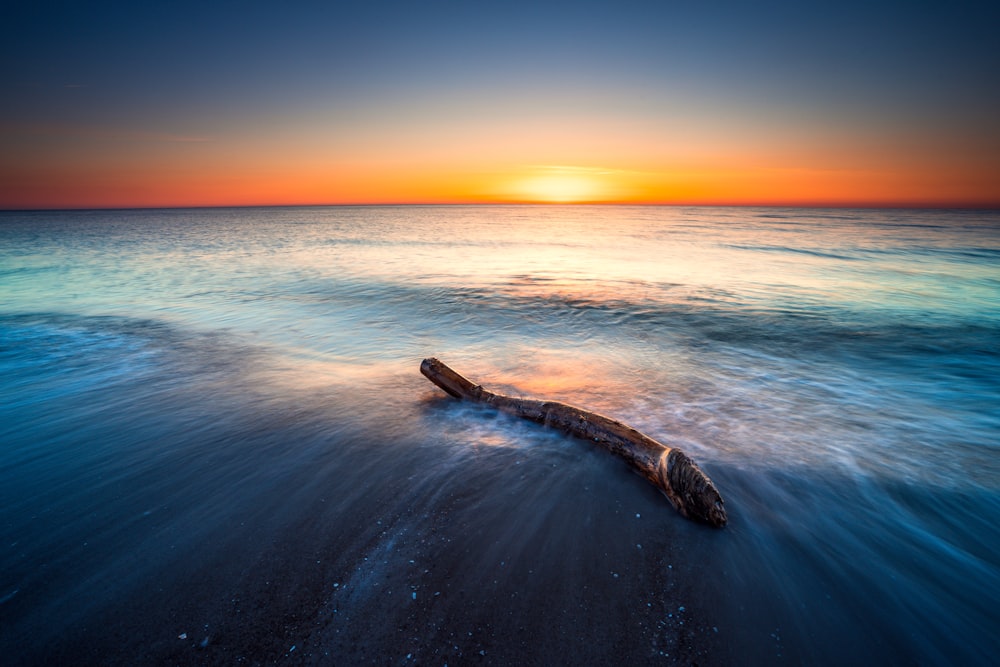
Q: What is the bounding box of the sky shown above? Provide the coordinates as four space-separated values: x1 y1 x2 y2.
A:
1 0 998 208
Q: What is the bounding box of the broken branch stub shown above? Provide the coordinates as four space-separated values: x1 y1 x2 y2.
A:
420 357 727 527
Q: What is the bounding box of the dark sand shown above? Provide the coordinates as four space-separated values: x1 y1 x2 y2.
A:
10 369 992 666
7 394 726 665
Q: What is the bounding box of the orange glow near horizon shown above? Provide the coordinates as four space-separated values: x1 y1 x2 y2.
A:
2 120 999 209
3 157 998 210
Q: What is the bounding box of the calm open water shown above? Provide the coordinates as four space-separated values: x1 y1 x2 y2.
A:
1 205 998 665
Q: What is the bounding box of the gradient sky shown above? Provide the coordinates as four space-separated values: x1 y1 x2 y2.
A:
2 0 998 208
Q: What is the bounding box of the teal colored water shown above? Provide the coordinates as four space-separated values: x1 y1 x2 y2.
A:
1 206 998 664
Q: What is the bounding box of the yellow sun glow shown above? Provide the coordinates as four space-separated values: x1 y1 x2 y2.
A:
500 167 625 202
520 175 602 202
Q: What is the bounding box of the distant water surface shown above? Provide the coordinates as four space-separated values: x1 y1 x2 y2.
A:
1 206 998 664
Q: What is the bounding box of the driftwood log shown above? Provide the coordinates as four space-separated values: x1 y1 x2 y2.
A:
420 357 727 527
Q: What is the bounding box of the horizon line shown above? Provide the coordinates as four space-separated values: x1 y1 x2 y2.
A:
4 200 1000 213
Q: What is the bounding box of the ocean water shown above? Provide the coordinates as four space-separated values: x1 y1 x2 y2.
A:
1 205 997 664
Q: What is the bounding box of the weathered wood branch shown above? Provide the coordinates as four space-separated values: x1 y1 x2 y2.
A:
420 357 727 527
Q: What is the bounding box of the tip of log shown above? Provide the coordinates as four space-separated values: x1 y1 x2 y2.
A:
421 357 480 400
658 449 727 527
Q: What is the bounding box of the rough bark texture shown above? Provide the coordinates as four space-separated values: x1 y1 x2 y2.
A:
420 357 727 527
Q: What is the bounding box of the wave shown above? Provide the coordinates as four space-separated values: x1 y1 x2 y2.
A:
271 273 1000 364
723 243 859 261
860 245 1000 261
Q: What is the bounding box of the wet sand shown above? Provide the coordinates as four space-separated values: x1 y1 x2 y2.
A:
5 364 998 665
11 397 722 665
6 364 998 665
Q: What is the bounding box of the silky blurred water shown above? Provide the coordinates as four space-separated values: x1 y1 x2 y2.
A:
1 206 998 664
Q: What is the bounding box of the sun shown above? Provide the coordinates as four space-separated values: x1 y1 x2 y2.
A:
519 174 602 202
502 166 622 203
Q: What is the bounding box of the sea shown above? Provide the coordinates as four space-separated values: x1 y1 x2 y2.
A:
1 205 998 665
